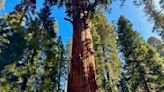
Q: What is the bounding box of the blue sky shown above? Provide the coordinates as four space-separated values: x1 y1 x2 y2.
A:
0 0 161 46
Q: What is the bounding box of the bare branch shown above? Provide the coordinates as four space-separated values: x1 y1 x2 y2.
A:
64 18 73 24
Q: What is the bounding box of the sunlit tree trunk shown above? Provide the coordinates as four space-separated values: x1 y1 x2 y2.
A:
68 0 98 92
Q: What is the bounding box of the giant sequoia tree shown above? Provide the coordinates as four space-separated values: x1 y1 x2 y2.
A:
66 13 122 92
64 1 111 91
47 0 114 91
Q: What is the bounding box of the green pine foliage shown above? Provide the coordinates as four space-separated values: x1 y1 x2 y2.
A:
91 13 122 92
133 0 164 40
117 16 164 92
0 1 66 91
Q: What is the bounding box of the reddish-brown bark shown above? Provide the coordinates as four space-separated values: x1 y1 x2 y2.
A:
68 19 98 92
67 1 98 92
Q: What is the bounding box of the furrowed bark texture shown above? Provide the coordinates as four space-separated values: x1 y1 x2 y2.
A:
68 0 98 92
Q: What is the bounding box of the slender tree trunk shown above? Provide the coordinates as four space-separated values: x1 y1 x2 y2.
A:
57 55 62 92
120 79 125 92
103 46 117 92
136 63 150 92
119 78 130 92
57 65 61 92
68 1 98 92
21 49 37 90
64 81 68 92
133 53 150 92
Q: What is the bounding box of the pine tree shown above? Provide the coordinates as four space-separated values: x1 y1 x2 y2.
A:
91 13 122 92
0 1 66 91
20 1 65 91
133 0 164 40
117 16 164 92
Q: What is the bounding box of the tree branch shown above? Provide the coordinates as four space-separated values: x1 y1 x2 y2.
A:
64 18 73 24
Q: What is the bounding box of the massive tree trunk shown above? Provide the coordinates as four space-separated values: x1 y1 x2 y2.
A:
68 0 98 92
